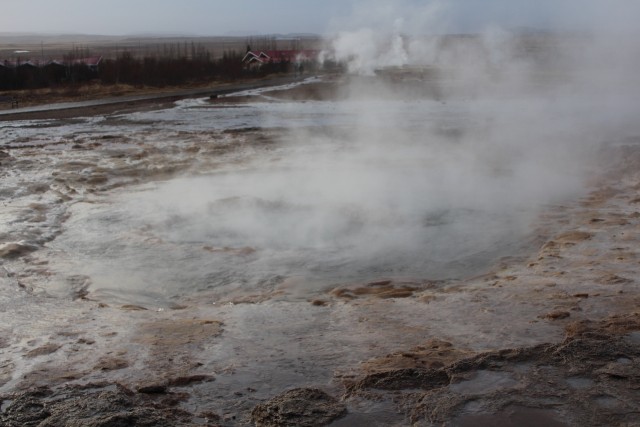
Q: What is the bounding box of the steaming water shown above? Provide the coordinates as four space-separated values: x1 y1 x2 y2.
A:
4 84 595 306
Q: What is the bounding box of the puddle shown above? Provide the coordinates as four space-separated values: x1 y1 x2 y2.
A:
455 406 568 427
625 331 640 344
329 410 403 427
450 370 519 395
595 395 621 409
26 95 595 305
566 376 595 390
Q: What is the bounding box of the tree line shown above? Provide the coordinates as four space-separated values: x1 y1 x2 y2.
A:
0 43 301 90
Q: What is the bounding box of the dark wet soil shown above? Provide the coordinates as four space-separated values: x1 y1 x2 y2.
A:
0 383 198 427
3 316 638 426
343 314 640 426
251 388 347 427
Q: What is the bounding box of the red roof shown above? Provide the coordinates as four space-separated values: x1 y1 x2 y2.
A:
264 50 319 61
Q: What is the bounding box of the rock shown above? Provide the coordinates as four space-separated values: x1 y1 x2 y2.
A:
597 359 640 380
94 357 129 371
347 367 450 393
120 304 149 311
555 231 592 243
598 274 633 285
251 388 347 427
359 339 474 373
166 374 214 387
0 384 192 426
0 387 52 426
25 344 62 358
132 375 215 394
541 311 571 320
27 183 50 194
0 242 38 259
407 330 640 426
136 382 168 394
331 280 419 300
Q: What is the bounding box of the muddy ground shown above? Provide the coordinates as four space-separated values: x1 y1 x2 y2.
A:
1 84 640 426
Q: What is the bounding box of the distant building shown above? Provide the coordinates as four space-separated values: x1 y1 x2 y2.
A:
0 56 102 71
242 50 319 68
0 56 103 88
0 62 13 89
242 51 271 66
42 61 68 83
15 61 40 86
66 56 103 72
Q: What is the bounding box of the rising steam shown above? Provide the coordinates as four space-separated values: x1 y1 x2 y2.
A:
61 1 640 302
156 2 638 284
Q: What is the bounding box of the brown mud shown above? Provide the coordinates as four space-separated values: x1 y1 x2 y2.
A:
251 388 347 427
2 85 640 425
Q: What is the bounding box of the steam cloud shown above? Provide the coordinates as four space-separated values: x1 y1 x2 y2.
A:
74 1 640 301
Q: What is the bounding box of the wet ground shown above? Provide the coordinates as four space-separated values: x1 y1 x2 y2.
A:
1 77 640 426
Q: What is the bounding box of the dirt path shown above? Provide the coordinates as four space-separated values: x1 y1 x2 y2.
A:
0 75 308 121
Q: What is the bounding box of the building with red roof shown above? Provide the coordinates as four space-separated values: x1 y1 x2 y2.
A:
242 50 319 67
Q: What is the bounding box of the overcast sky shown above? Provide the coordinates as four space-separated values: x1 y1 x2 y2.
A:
1 0 637 36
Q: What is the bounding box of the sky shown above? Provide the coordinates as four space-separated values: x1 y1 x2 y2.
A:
0 0 637 36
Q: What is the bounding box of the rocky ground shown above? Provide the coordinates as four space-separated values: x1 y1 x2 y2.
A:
1 92 640 426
